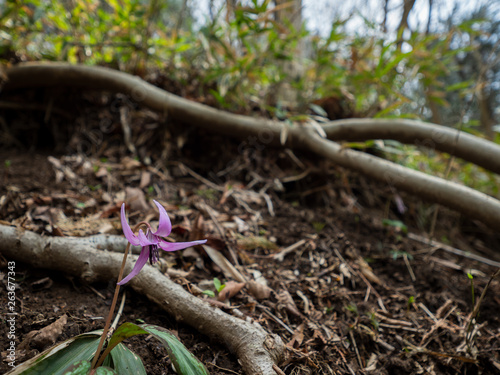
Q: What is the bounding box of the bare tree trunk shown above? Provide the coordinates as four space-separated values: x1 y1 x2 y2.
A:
478 86 495 139
426 0 434 34
382 0 390 33
396 0 416 50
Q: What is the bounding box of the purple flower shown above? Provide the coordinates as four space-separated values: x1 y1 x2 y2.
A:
118 200 207 285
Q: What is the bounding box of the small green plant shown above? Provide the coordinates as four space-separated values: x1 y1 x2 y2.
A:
407 295 415 313
202 290 215 297
467 272 475 307
389 249 414 261
345 304 358 316
88 184 102 191
367 312 379 331
312 221 326 233
4 160 12 168
213 277 226 293
382 219 408 234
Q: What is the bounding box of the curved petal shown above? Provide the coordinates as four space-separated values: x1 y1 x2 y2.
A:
117 247 150 285
120 203 140 246
158 239 207 252
138 229 158 246
152 200 172 237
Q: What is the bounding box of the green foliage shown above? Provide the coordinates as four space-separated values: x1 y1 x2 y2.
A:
6 323 208 375
3 0 493 122
213 277 225 292
382 219 408 234
312 221 326 233
3 1 499 197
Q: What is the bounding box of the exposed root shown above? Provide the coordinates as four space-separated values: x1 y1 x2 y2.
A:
0 225 285 375
4 62 500 229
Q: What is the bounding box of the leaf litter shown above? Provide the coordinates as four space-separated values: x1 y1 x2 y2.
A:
1 93 500 374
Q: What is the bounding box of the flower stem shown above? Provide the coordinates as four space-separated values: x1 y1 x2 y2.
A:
90 222 147 370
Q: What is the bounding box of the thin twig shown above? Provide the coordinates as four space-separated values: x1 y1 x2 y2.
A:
408 232 500 268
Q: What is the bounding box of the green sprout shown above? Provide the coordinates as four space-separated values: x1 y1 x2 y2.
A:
213 277 226 293
467 272 475 307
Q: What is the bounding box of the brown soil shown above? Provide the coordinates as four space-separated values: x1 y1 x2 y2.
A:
1 89 500 375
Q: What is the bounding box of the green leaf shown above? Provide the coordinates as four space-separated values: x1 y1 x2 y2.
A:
106 322 149 352
62 360 118 375
446 80 473 92
5 331 101 375
213 277 225 292
140 324 210 375
95 367 118 375
105 322 208 374
109 343 146 375
382 219 408 234
309 103 328 117
61 360 91 375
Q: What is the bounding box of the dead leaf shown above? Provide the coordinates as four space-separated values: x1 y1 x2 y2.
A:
203 245 247 283
247 280 272 300
125 187 149 212
217 281 246 301
287 323 305 348
20 315 67 351
139 170 152 189
277 289 303 318
356 257 382 285
121 156 142 170
237 235 278 251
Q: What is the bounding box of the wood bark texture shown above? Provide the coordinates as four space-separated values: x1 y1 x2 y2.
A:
0 225 285 375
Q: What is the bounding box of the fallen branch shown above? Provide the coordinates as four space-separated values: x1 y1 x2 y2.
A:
0 225 284 375
4 62 500 228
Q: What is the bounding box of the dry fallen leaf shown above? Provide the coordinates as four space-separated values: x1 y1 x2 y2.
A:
217 281 246 301
125 187 149 213
277 289 303 318
356 257 382 285
139 170 152 189
203 245 247 283
286 323 305 348
20 314 68 351
247 280 272 300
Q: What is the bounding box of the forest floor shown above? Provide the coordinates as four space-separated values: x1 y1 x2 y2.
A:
1 89 500 375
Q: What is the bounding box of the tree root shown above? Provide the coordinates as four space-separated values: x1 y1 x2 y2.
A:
0 225 285 375
322 118 500 175
4 62 500 229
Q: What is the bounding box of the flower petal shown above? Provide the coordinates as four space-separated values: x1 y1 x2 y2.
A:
152 200 172 237
121 203 140 246
117 247 150 285
138 229 158 246
158 239 207 252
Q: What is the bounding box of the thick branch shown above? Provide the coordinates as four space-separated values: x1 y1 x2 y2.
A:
323 118 500 175
0 225 284 375
4 62 500 229
296 128 500 229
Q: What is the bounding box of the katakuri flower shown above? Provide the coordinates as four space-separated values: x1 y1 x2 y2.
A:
118 200 207 285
